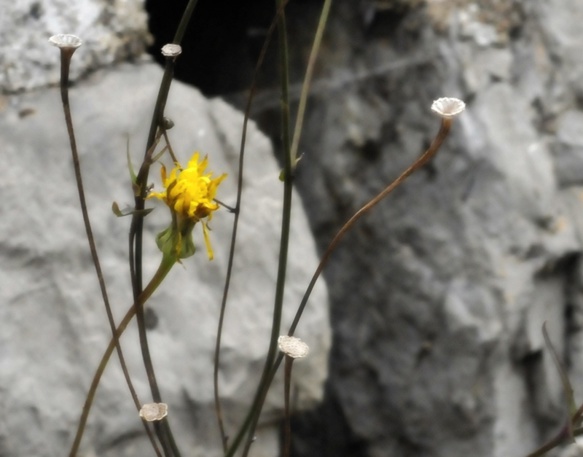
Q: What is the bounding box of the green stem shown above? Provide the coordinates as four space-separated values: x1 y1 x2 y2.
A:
172 0 200 44
129 57 176 457
212 1 289 451
240 2 293 456
128 3 199 455
68 256 176 457
289 0 332 164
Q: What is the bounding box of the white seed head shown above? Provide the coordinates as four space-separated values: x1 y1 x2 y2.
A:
431 97 466 118
49 34 83 50
139 403 168 421
161 44 182 57
278 336 310 359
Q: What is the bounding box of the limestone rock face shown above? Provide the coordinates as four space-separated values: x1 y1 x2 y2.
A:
277 1 583 456
0 0 150 92
0 62 330 457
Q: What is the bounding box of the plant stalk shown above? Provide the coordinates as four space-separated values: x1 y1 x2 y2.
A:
128 2 199 455
68 256 176 457
239 2 293 456
282 356 294 457
212 1 290 451
56 47 161 457
262 115 457 441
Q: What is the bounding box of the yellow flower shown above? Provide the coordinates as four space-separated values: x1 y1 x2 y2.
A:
148 152 226 260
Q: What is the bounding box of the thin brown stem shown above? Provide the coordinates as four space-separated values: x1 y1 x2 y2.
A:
56 47 161 457
524 423 579 457
162 130 179 164
524 403 583 456
282 357 294 457
287 117 453 338
259 116 457 437
68 256 176 457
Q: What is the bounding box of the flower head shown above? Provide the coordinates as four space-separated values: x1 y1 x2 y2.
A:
278 336 310 359
161 43 182 58
148 152 226 260
49 34 83 50
431 97 466 118
139 403 168 422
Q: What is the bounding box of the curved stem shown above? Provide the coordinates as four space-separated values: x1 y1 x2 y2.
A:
68 256 176 457
524 423 583 457
256 116 457 446
525 403 583 457
288 117 453 338
128 3 199 455
57 48 161 457
129 58 177 456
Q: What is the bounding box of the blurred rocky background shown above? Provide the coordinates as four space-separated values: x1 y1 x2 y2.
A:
4 0 583 456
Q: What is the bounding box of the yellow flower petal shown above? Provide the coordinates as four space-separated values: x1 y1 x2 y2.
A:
202 221 214 260
148 152 226 260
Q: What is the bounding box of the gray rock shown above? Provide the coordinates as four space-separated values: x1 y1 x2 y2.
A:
0 0 150 92
551 110 583 187
275 1 583 456
0 61 330 456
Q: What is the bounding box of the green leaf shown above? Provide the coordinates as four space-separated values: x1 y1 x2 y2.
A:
126 137 137 185
112 202 154 218
279 154 303 181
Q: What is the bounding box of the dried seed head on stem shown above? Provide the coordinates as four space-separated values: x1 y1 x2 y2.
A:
278 336 310 359
431 97 466 118
140 403 169 422
161 43 182 58
49 34 83 51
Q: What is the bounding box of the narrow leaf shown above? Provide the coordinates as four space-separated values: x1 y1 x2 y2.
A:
126 136 137 185
112 202 153 218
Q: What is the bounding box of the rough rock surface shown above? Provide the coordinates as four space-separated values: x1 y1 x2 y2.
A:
0 0 150 92
0 62 330 456
263 1 583 457
6 0 583 456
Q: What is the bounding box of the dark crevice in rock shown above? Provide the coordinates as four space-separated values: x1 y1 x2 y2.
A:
290 381 369 457
29 2 42 19
145 0 276 96
564 254 583 365
358 139 382 162
514 252 581 441
145 0 335 98
519 350 546 430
